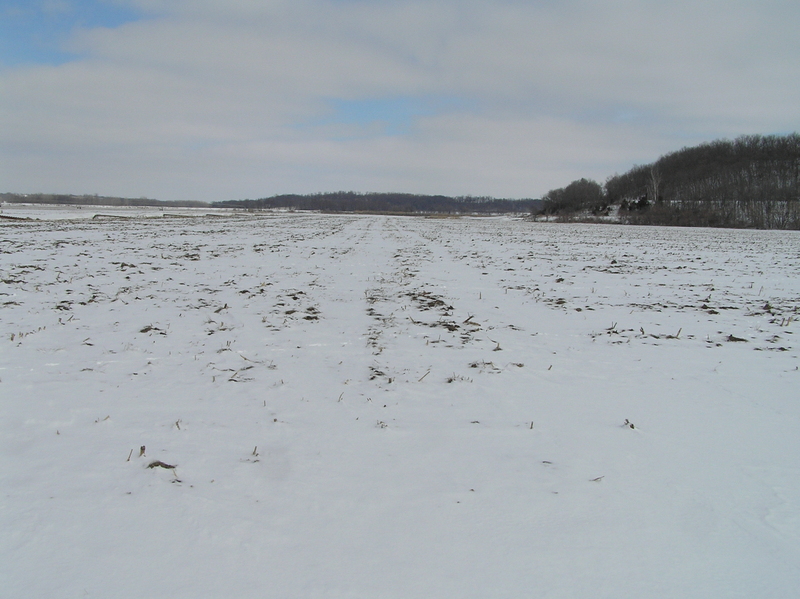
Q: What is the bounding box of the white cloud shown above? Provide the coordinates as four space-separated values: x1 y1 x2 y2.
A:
2 0 799 200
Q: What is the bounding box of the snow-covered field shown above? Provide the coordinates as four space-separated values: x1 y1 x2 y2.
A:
2 211 799 598
0 202 229 221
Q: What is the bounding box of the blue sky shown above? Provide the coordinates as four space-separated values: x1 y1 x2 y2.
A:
0 1 144 66
1 0 799 202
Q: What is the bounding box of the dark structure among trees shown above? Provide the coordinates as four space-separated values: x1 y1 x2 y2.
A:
539 178 607 217
541 133 800 229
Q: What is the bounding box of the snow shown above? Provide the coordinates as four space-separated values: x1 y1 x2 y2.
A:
0 203 230 221
2 210 799 598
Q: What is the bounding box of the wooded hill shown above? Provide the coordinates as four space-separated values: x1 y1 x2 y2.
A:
540 133 800 229
214 192 540 215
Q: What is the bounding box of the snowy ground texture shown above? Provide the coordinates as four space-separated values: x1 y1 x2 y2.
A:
2 209 799 598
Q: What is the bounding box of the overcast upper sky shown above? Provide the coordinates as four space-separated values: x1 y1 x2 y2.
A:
2 0 799 202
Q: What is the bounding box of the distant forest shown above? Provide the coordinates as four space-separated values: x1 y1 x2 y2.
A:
2 191 538 215
214 192 539 215
540 133 800 229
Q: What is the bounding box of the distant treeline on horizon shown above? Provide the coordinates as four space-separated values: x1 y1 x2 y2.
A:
1 191 539 215
213 192 540 214
0 193 208 208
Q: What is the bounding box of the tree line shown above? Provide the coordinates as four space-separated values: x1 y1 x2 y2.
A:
214 192 539 215
539 133 800 229
0 193 208 208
